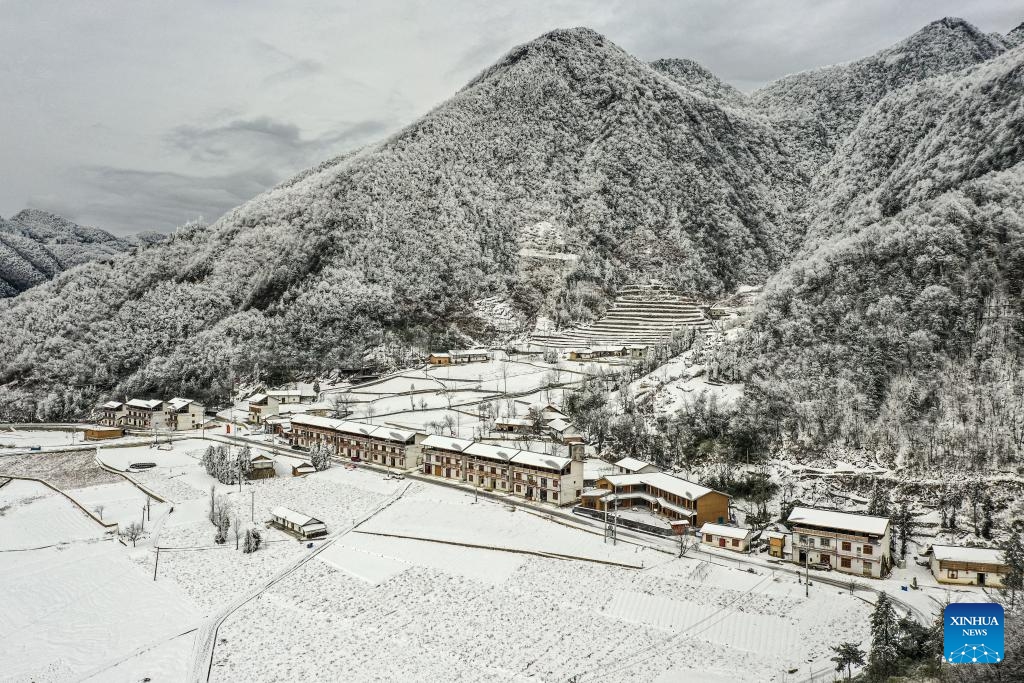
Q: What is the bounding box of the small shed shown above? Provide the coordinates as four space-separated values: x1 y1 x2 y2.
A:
427 352 451 365
291 461 316 477
248 454 276 480
270 506 327 539
85 426 124 441
700 523 752 552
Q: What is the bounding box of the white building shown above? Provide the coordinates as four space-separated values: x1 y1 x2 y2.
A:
613 456 661 475
787 507 891 578
270 506 327 539
930 545 1007 587
700 523 752 552
166 397 205 430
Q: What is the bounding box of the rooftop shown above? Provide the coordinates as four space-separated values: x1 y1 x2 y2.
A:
270 506 324 528
125 398 162 410
932 545 1006 566
787 506 889 536
614 456 659 473
291 414 418 443
700 523 750 539
598 472 718 501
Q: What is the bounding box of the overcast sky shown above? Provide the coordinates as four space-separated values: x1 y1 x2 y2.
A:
2 0 1021 235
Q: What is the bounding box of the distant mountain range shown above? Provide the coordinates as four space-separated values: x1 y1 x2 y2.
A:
1 14 1022 463
0 209 164 297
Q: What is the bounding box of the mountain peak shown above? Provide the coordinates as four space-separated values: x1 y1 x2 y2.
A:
650 58 746 105
1006 21 1024 47
887 16 1006 61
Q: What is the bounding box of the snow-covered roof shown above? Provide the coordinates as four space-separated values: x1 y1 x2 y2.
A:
166 397 197 411
932 545 1006 566
511 449 571 471
450 348 489 357
101 401 123 409
428 352 451 359
421 434 473 451
250 454 274 462
591 345 626 353
267 389 315 397
599 472 718 501
126 398 163 410
270 506 323 528
495 417 534 426
547 418 571 433
614 456 658 473
246 393 268 404
292 461 315 471
465 442 518 462
290 414 418 443
700 523 751 540
787 507 889 536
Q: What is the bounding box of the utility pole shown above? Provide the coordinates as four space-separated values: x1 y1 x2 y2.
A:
153 547 160 581
146 495 151 521
805 553 809 598
251 489 255 522
141 505 146 531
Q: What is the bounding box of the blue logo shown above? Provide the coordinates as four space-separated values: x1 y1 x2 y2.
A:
943 603 1004 664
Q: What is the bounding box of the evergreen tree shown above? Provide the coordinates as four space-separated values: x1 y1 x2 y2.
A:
830 641 865 680
980 495 995 539
868 593 900 679
1002 531 1024 609
311 443 333 471
895 500 916 558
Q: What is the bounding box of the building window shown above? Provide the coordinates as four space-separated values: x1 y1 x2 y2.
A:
731 539 739 547
841 541 851 551
799 535 809 544
820 538 831 548
863 545 873 555
840 558 851 568
948 569 958 579
704 534 712 542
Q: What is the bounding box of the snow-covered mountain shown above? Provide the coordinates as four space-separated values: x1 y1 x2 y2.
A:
751 17 1008 171
0 17 1020 426
0 210 140 297
736 40 1024 468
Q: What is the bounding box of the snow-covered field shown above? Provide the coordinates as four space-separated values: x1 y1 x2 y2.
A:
0 481 200 682
210 489 874 682
0 440 950 683
317 357 613 440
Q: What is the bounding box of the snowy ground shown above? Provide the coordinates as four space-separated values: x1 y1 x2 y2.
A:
209 482 875 683
315 357 617 440
0 480 200 683
1 438 981 682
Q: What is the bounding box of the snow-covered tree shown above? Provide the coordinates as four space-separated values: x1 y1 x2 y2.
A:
868 593 899 679
243 527 263 554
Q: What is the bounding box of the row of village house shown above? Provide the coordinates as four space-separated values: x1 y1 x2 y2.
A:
96 391 1007 586
425 346 652 365
97 397 206 432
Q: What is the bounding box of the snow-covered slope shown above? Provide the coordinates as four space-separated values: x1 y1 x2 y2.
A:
751 17 1007 169
0 209 135 297
0 27 806 419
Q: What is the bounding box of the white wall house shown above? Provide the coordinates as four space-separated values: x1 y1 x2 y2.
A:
787 507 891 579
930 545 1007 587
700 523 752 552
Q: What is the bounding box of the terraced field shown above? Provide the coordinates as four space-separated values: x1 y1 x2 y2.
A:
532 284 713 348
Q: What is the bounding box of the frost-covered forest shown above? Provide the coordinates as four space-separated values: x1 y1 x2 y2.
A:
0 209 145 297
1 12 1023 495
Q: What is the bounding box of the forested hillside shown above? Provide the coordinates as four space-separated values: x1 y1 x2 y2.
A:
0 210 138 297
750 18 1007 172
0 27 807 419
727 43 1024 471
0 16 1020 442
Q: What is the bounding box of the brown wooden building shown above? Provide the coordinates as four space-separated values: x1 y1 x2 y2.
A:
580 472 730 529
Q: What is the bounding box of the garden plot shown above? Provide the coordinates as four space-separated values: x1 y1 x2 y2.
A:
0 483 199 682
0 448 122 490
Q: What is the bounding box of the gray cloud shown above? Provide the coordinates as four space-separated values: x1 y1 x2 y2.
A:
2 0 1022 235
